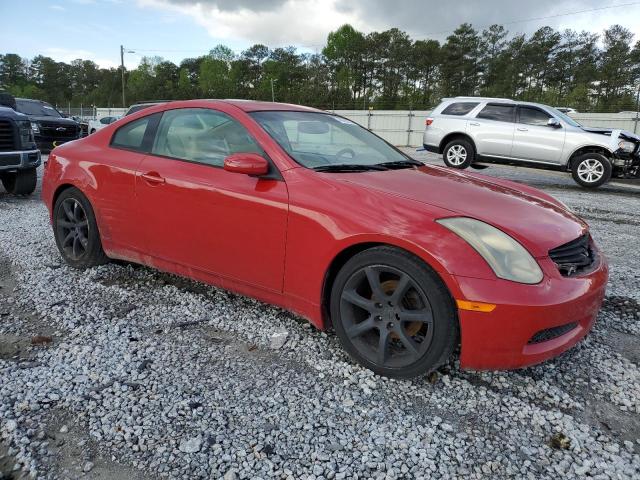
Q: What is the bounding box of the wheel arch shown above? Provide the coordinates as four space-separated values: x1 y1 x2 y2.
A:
439 132 476 154
320 241 458 330
566 145 613 171
52 183 79 211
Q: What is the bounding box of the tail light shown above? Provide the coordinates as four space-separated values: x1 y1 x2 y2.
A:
425 118 434 126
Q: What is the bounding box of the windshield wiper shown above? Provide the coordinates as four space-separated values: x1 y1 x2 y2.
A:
375 159 423 169
312 164 389 172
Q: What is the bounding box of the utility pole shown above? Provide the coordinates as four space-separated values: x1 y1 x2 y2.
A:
120 45 126 108
270 78 275 102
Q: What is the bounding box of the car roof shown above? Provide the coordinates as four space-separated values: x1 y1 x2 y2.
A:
217 99 323 113
126 99 323 114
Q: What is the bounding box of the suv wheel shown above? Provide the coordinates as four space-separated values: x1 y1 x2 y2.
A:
1 168 37 195
443 139 474 169
571 154 612 188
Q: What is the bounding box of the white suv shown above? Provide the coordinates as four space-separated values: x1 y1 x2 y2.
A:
423 97 640 188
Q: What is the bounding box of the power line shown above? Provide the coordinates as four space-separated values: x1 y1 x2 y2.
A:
423 1 640 36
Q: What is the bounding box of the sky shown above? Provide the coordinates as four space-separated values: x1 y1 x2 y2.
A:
3 0 640 69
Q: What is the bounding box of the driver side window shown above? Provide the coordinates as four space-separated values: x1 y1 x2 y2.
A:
151 108 261 167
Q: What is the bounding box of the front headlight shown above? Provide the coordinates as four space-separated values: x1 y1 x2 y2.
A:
30 121 40 134
17 121 36 149
618 140 635 153
436 217 543 284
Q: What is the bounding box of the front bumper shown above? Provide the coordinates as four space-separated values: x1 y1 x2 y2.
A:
455 252 608 370
36 137 78 153
0 149 41 171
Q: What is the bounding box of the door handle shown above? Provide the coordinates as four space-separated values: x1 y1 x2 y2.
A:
517 127 528 132
469 122 480 126
141 172 165 184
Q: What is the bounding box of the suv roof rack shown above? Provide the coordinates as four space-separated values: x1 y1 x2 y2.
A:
450 96 516 103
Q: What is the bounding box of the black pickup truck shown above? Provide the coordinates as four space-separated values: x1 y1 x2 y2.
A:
0 94 41 195
13 98 81 152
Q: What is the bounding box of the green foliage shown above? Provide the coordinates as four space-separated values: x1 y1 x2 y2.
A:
1 22 640 112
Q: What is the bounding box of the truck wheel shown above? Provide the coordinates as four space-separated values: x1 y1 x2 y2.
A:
1 168 37 195
443 139 474 169
571 154 612 188
90 128 96 134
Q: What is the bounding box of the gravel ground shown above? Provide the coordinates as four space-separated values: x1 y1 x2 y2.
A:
0 153 639 479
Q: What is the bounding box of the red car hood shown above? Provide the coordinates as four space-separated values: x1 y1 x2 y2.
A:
337 165 587 258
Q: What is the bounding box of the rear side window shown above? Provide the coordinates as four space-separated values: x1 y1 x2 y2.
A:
518 106 552 126
111 116 152 151
477 103 515 122
441 102 479 116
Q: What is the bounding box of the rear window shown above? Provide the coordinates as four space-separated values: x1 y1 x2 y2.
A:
477 103 515 122
441 102 479 116
111 116 152 151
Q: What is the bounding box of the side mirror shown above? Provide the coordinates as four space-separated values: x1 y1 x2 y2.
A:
547 118 561 128
224 153 269 176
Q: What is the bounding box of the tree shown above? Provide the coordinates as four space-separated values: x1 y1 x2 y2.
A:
440 24 481 97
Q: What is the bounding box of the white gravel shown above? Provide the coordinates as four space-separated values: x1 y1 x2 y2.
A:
0 157 639 479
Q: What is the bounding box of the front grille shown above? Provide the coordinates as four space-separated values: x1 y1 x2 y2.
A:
549 234 594 276
0 120 15 151
39 122 79 139
0 154 21 167
528 322 578 344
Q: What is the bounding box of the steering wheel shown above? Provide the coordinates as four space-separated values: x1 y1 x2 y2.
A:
335 148 356 162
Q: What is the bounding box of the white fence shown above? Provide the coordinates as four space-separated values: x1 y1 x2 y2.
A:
332 110 640 147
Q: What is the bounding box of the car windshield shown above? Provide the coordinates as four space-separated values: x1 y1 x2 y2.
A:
15 100 62 117
250 111 410 170
549 107 581 127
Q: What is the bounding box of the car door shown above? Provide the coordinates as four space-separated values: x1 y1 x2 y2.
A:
97 113 160 252
135 107 289 293
511 106 566 163
468 103 516 157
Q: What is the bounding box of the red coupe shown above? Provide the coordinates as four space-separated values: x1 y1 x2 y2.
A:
42 100 608 378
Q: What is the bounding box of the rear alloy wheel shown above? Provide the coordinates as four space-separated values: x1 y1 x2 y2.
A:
443 139 474 169
53 188 109 269
1 168 37 195
571 153 612 188
330 247 458 378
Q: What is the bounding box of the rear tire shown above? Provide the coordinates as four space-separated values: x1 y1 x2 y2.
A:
1 168 37 195
443 139 474 169
330 246 458 379
571 153 612 188
53 187 109 269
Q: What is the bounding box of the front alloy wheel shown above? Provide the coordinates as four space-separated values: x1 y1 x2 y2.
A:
571 153 612 188
331 247 458 378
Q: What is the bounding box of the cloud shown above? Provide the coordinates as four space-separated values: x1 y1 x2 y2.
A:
339 0 640 40
49 5 65 11
43 48 137 69
138 0 640 46
137 0 365 47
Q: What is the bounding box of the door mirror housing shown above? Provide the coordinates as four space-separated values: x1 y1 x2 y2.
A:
547 118 562 128
224 153 269 176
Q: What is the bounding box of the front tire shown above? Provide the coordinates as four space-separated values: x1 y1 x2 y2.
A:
330 246 458 379
1 168 37 195
53 188 109 269
443 139 474 169
571 153 612 188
